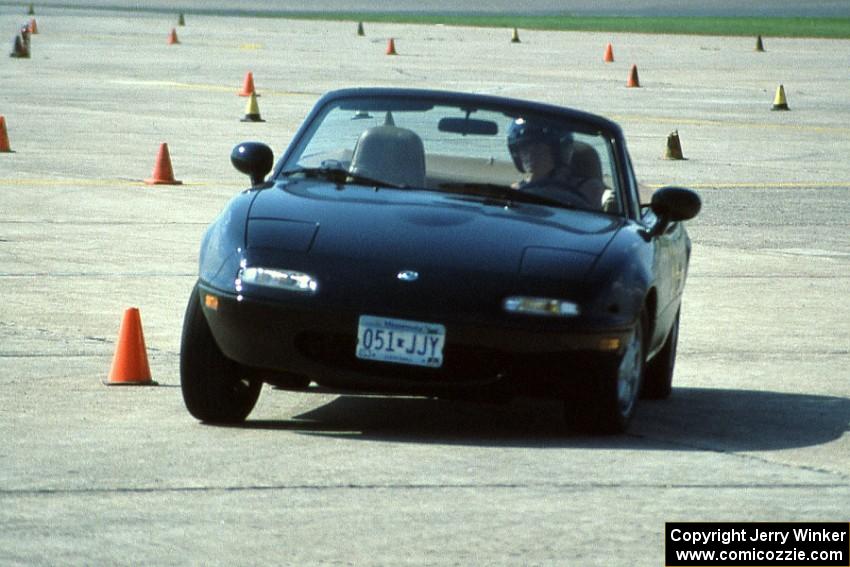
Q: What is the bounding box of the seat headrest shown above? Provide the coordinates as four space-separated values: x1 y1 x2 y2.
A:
349 126 426 188
570 141 602 180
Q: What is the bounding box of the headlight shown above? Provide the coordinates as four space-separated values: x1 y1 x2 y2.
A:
503 296 580 317
238 267 319 294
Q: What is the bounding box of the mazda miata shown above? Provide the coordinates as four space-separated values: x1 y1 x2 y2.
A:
180 88 701 433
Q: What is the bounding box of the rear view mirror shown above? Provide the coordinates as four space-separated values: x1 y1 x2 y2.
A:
438 117 499 136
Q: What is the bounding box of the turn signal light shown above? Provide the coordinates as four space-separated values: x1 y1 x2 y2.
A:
598 337 622 352
204 294 220 310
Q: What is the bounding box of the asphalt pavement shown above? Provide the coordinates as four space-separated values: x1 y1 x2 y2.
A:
0 7 848 567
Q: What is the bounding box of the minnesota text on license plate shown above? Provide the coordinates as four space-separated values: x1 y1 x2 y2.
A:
356 315 446 368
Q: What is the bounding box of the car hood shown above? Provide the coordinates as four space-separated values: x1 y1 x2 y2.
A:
244 180 623 309
250 179 620 254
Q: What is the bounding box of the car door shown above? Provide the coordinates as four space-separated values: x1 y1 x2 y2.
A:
643 206 687 345
624 154 684 351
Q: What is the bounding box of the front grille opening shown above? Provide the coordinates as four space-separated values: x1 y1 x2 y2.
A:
294 331 509 383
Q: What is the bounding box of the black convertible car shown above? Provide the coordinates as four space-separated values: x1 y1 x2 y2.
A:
181 87 700 433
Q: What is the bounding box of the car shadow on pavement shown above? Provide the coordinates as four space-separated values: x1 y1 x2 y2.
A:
232 387 850 450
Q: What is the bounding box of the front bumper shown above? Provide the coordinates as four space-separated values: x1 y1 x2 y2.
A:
198 283 631 399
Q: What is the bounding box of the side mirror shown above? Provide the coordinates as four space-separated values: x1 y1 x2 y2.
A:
231 142 274 187
649 186 701 236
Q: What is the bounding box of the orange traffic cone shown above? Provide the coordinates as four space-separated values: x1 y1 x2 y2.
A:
603 42 614 62
28 18 38 34
167 28 179 45
386 38 397 55
105 308 156 386
627 64 640 88
145 142 182 185
239 71 257 97
0 116 11 153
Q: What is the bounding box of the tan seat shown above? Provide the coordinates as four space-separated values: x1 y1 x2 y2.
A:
568 141 614 211
349 126 426 188
570 141 602 182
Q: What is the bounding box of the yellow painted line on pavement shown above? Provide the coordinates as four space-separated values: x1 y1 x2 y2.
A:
644 182 850 189
610 114 850 135
0 178 209 187
690 182 850 189
113 80 234 93
109 79 320 97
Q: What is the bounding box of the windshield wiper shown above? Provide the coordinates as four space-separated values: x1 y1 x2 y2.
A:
280 166 403 189
440 181 511 192
439 182 573 209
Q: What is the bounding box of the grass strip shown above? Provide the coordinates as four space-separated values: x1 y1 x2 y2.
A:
5 2 849 39
281 13 850 39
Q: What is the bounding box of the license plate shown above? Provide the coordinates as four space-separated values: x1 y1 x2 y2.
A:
356 315 445 368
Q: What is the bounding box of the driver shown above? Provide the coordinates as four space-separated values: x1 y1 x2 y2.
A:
507 118 606 209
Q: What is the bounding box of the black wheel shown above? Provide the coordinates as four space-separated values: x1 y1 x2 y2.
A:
180 284 262 423
564 311 647 434
642 309 679 400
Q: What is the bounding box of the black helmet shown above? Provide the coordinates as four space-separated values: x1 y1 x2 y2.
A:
507 118 571 172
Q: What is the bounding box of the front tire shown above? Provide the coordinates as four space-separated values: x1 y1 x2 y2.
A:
564 311 647 434
641 309 679 400
180 285 262 423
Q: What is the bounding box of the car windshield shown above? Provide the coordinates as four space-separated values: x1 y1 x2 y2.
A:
279 95 623 214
